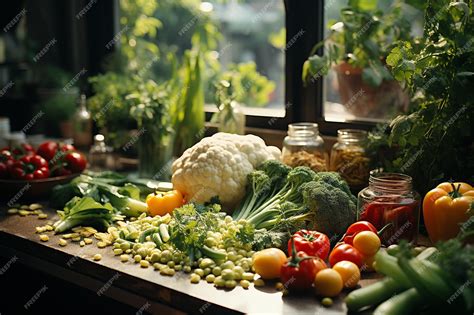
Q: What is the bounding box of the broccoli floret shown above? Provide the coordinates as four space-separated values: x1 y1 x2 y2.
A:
313 171 357 204
299 180 356 238
251 228 288 251
257 159 291 191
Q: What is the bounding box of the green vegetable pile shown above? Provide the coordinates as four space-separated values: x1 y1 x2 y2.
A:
107 203 265 289
346 238 474 314
232 160 357 238
53 197 124 233
51 172 152 233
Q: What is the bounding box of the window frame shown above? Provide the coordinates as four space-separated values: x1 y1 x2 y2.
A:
206 0 377 135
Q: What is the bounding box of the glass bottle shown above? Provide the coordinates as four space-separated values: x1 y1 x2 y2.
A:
88 134 114 171
281 122 327 172
358 172 420 244
212 80 246 135
73 94 92 148
330 129 370 190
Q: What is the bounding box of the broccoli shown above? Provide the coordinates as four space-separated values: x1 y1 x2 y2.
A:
243 166 316 227
233 160 357 238
298 180 357 237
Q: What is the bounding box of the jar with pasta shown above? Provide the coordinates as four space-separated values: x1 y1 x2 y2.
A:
330 129 370 190
282 123 327 172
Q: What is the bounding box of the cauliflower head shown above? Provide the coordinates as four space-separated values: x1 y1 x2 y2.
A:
171 133 281 208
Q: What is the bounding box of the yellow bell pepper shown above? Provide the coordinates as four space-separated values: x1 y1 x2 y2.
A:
423 182 474 243
146 190 184 217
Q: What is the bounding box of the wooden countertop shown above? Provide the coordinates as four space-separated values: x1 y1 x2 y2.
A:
0 205 382 315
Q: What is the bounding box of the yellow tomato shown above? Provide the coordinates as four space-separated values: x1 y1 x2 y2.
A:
353 231 381 256
146 190 185 216
332 261 360 289
314 269 343 297
252 248 287 280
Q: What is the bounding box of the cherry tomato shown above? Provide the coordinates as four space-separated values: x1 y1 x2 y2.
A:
252 248 287 280
280 251 327 291
329 243 363 268
314 269 343 297
353 231 381 256
146 190 185 216
332 261 360 288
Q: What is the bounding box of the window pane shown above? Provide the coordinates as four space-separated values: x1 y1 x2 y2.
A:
204 0 286 117
323 1 423 123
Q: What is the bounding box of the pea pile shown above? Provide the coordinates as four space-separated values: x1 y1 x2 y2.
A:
108 213 257 289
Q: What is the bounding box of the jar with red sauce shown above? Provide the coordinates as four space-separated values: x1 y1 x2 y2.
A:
357 172 420 244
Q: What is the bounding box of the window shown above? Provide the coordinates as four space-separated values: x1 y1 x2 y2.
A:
321 1 423 124
204 1 286 117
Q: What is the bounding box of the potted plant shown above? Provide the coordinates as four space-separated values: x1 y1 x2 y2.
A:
127 80 174 179
303 0 416 119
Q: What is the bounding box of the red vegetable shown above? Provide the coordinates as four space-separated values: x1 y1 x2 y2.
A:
342 221 378 245
0 149 13 178
9 155 50 180
63 152 87 173
360 199 418 243
329 243 363 268
37 141 76 161
281 238 327 291
287 229 330 260
8 143 35 159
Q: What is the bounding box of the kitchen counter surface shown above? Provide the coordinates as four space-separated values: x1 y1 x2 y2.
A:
0 205 382 315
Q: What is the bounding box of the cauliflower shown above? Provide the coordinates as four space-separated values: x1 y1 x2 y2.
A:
171 133 281 208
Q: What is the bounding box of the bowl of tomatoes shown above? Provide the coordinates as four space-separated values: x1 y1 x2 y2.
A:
0 141 87 201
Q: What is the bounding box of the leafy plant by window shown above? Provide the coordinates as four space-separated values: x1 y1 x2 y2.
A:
302 0 415 87
367 0 474 194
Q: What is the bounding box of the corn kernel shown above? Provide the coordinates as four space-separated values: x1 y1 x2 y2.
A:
58 239 67 247
93 254 102 261
39 234 49 242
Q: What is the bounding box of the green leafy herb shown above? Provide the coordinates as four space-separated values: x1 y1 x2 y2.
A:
367 0 474 194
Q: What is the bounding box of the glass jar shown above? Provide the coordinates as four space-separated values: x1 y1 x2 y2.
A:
282 123 327 172
88 134 115 172
358 172 420 245
330 129 370 190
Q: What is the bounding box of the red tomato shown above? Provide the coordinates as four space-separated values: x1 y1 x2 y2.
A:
9 154 50 180
280 251 327 291
9 143 35 159
288 230 330 260
0 149 13 178
343 221 378 245
63 152 87 173
329 243 363 268
37 141 76 161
